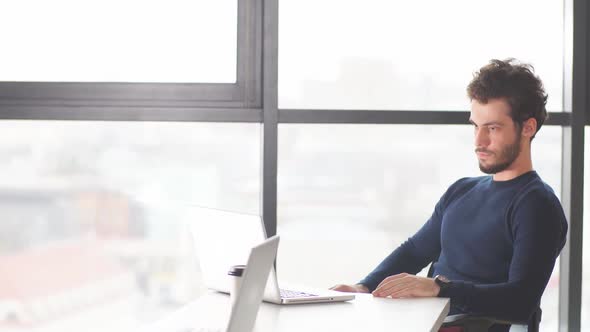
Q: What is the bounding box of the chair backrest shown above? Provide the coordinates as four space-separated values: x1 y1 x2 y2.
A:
526 308 541 332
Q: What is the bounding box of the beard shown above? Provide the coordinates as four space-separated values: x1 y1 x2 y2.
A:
477 134 522 174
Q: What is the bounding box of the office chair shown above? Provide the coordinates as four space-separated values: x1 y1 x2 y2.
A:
427 260 542 332
439 308 541 332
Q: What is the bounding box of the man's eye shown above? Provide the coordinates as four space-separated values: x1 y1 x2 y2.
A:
489 126 497 131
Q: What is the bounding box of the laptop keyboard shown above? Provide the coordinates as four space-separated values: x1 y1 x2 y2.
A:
280 289 318 298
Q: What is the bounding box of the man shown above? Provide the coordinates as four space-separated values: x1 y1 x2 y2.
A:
331 59 568 332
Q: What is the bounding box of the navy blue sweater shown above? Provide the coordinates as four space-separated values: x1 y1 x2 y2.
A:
359 171 567 325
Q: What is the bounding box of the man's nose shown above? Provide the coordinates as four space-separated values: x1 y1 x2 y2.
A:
475 128 490 148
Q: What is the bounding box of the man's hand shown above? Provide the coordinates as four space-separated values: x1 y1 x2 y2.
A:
329 284 370 293
372 273 440 298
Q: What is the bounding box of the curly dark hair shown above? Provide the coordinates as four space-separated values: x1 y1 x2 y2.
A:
467 58 548 139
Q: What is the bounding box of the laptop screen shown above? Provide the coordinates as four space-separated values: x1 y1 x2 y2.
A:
187 206 267 293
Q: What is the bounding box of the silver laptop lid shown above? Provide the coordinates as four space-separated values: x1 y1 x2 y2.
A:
226 236 279 332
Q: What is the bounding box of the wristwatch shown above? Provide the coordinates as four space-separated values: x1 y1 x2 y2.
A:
434 274 451 297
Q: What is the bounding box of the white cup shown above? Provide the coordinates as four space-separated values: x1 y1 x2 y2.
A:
228 265 246 308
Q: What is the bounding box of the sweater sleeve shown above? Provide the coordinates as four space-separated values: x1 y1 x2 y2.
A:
358 193 446 291
438 190 568 321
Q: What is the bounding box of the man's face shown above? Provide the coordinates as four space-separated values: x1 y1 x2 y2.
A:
469 98 522 174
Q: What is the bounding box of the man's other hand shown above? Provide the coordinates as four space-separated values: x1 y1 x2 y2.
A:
372 273 440 298
329 284 370 293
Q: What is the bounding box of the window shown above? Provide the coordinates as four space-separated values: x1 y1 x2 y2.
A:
279 0 564 111
0 0 237 83
580 128 590 331
0 0 261 114
0 121 260 331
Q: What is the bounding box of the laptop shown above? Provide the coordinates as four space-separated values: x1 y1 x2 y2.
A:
191 236 280 332
188 206 355 305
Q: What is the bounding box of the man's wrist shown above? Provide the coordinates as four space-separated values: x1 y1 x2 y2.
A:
433 275 451 297
432 280 441 296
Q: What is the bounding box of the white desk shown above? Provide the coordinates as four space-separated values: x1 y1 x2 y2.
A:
140 292 450 332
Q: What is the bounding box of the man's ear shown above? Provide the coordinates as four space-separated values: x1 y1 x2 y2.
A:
522 118 537 138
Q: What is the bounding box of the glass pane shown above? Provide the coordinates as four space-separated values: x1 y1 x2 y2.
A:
279 0 564 111
581 128 590 331
0 121 259 331
277 124 562 331
0 0 237 83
